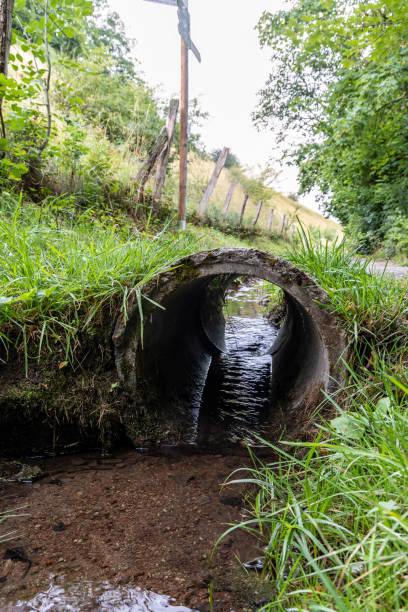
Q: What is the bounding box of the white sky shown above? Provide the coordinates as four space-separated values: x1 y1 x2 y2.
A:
107 0 320 212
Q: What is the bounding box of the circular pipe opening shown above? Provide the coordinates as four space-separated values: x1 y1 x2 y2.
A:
113 248 346 449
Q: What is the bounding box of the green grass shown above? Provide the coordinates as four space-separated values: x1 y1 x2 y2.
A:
0 193 197 368
286 228 408 363
220 230 408 611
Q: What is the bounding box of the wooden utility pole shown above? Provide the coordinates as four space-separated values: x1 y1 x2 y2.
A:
178 28 189 229
222 179 237 215
153 98 179 211
267 208 274 231
144 0 201 229
239 194 249 225
252 200 263 226
199 146 229 216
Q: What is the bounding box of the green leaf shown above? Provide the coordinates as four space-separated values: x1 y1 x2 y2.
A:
330 413 364 440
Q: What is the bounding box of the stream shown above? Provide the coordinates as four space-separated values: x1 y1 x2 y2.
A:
197 280 278 448
0 279 277 612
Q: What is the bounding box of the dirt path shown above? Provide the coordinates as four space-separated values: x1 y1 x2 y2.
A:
0 449 270 611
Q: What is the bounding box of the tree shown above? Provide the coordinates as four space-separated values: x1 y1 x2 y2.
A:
0 0 14 76
256 0 408 251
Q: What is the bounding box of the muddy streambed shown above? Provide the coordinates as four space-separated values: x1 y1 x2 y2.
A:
0 280 277 611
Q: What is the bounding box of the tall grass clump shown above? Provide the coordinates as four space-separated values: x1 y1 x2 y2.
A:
222 230 408 610
286 227 408 364
0 192 196 368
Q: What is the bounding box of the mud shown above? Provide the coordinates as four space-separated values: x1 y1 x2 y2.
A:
0 449 271 611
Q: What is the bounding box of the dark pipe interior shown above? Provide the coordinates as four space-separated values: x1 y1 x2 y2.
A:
134 274 325 447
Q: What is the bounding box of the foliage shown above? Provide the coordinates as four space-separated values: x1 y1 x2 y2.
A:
256 0 408 252
229 166 271 203
383 215 408 259
210 148 240 169
55 54 163 154
0 0 93 181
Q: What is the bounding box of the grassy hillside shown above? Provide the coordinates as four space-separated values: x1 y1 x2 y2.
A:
184 155 342 239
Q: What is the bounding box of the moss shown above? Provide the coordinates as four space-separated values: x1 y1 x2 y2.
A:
0 356 124 456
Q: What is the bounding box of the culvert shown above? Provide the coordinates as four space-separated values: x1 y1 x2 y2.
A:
113 248 346 449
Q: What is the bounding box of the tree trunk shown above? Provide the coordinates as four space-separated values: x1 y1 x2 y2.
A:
0 0 14 77
0 0 14 141
153 98 179 213
199 146 229 216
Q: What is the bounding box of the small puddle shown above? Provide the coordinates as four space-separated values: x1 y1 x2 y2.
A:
1 578 197 611
197 279 279 447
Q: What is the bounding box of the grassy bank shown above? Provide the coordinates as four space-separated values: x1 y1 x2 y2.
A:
221 232 408 611
0 193 198 369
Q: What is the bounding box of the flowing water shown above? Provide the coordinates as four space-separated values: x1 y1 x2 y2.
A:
196 279 278 447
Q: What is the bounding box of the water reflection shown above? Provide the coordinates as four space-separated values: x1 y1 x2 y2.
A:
2 579 196 611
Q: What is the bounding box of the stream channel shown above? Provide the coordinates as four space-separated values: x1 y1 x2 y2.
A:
0 279 279 611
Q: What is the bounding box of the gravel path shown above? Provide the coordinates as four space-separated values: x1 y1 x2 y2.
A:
367 260 408 280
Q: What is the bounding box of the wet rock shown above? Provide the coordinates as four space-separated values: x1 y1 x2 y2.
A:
243 558 265 571
15 465 44 483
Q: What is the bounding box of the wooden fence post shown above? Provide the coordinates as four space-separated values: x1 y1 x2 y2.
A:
252 200 263 226
267 208 274 231
239 194 249 225
280 214 287 235
222 179 237 215
153 98 179 212
135 127 168 205
199 147 229 216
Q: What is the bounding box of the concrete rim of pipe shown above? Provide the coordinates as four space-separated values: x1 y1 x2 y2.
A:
112 248 347 447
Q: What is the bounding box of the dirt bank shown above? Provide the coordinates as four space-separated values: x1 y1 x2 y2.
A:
0 449 272 611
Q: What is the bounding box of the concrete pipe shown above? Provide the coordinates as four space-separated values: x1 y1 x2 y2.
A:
113 248 346 448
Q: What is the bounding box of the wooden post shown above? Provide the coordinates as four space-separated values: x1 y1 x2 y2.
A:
199 146 229 216
153 98 179 212
280 214 287 235
267 208 274 231
239 194 249 225
252 200 263 226
222 179 237 215
178 27 189 230
135 126 168 205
